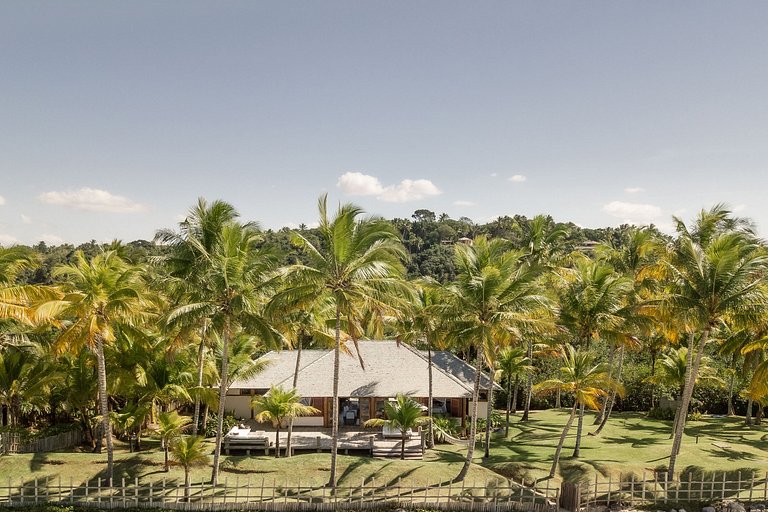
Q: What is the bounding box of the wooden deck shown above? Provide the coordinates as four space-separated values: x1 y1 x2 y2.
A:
234 424 424 458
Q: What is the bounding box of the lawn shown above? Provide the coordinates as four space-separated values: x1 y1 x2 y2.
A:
485 409 768 484
0 410 765 494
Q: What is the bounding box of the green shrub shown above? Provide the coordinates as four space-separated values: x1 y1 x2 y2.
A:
431 415 459 443
204 413 238 438
647 407 676 421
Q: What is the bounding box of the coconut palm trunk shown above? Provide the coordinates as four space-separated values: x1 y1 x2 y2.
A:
400 429 407 460
668 329 709 479
328 307 341 488
427 344 435 449
505 376 513 437
511 376 519 413
192 337 206 436
593 346 625 436
286 340 302 456
95 335 114 485
745 398 753 426
274 424 281 458
572 403 585 457
483 366 495 458
549 402 578 478
521 340 533 422
594 346 616 425
211 318 231 486
455 346 484 482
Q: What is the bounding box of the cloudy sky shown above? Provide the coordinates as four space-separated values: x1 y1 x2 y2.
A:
1 2 767 245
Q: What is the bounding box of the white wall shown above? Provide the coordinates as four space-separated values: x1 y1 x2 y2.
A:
225 396 253 420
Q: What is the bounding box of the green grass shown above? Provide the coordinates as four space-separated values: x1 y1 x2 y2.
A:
0 410 765 492
485 409 768 483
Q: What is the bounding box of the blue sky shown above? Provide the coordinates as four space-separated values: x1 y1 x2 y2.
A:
1 2 767 244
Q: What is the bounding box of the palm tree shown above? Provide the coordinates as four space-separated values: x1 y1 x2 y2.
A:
663 206 768 479
393 279 444 449
272 195 407 487
556 257 633 457
157 411 192 471
252 386 319 458
364 394 430 460
155 198 239 437
495 346 532 437
170 435 209 500
36 250 150 484
534 344 623 478
0 343 59 426
441 236 549 481
0 246 41 325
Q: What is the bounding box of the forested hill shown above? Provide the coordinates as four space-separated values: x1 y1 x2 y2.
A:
17 208 666 285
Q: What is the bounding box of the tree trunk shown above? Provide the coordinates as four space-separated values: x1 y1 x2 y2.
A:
556 389 561 409
572 402 585 457
401 430 406 460
455 346 484 482
184 468 191 500
668 329 709 480
726 354 736 417
592 345 625 436
745 398 753 426
164 444 169 472
484 366 495 459
274 425 281 458
594 345 616 425
95 335 114 485
328 307 341 488
756 403 763 425
521 340 533 422
650 350 657 409
511 376 519 413
192 336 206 436
549 402 578 478
286 341 302 457
202 403 209 433
211 317 231 486
427 344 435 449
505 376 512 438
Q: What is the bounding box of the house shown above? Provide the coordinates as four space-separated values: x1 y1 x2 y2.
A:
226 340 497 429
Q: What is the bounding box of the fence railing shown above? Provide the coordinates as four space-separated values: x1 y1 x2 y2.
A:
561 470 768 511
0 476 559 511
0 429 83 454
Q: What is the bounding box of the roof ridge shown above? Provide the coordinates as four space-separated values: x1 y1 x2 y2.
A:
400 343 475 394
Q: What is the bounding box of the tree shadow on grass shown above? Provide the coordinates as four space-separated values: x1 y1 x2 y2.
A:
603 435 664 449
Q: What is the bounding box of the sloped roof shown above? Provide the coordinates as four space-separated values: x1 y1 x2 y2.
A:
230 340 497 398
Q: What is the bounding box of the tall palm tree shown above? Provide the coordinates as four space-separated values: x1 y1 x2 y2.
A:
167 221 280 485
534 344 623 478
157 411 192 472
155 198 239 437
392 279 444 449
272 195 407 488
252 386 319 458
495 346 532 437
364 394 430 460
664 205 768 479
0 246 47 326
170 435 209 500
441 236 549 481
36 250 150 484
556 258 633 456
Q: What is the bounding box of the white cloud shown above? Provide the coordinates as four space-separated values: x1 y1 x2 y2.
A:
624 187 645 194
453 200 475 207
38 187 147 213
490 173 498 177
0 196 5 206
509 175 527 183
602 200 663 225
336 172 384 196
0 234 18 245
20 214 32 224
733 204 747 212
337 172 441 203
